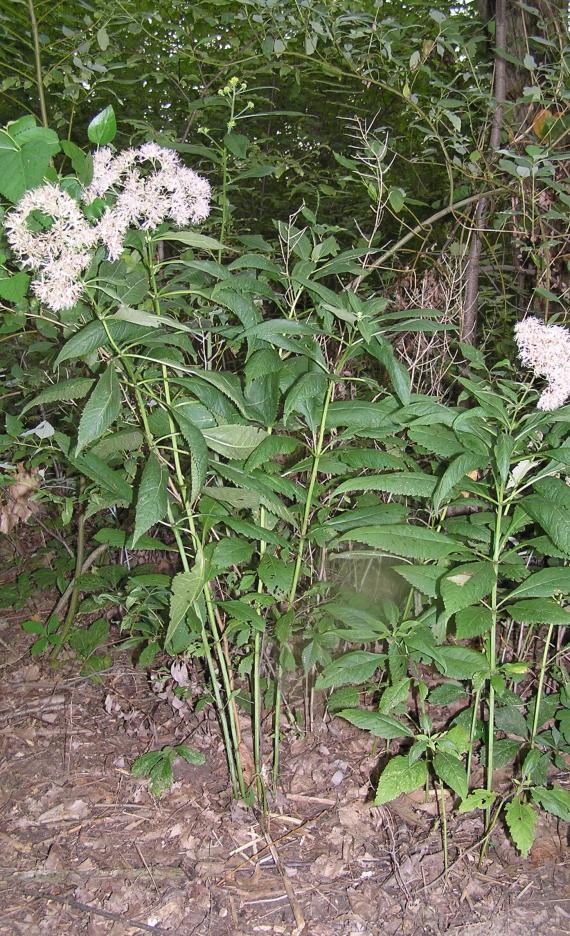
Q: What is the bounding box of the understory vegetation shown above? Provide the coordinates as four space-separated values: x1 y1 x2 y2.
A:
0 0 569 865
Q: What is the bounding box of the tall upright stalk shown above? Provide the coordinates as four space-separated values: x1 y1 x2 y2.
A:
272 377 336 787
486 489 505 830
145 239 247 797
27 0 48 127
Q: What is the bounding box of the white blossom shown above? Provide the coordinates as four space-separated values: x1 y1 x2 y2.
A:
5 144 211 310
4 184 97 311
515 316 570 411
84 142 211 261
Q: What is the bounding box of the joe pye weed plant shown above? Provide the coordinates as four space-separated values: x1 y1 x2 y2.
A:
0 102 568 860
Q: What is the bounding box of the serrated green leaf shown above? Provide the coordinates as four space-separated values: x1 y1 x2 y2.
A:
172 407 208 504
0 271 30 302
175 745 206 766
54 319 153 367
507 567 570 601
166 557 205 653
434 645 489 679
283 372 328 425
433 751 468 799
531 785 570 822
378 678 411 714
76 365 121 454
522 494 570 556
133 453 168 546
440 561 495 615
374 755 428 805
455 606 493 639
365 338 411 405
458 789 497 813
315 651 383 689
505 598 570 626
202 424 267 460
392 564 442 598
0 121 60 202
433 453 487 511
337 708 414 738
505 798 537 856
245 434 300 471
339 525 462 560
334 472 437 498
21 377 95 414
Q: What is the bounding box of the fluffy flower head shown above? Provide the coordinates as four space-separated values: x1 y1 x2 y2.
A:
5 144 211 310
515 316 570 411
4 184 97 311
84 142 211 260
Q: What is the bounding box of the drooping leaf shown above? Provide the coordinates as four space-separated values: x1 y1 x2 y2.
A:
433 752 468 799
172 407 208 504
337 708 414 738
522 494 570 556
21 377 95 414
76 365 121 454
133 453 168 546
506 567 570 601
245 434 300 470
334 472 436 499
433 453 487 510
202 424 267 460
505 798 538 857
531 785 570 822
54 319 153 367
339 525 463 560
166 558 205 653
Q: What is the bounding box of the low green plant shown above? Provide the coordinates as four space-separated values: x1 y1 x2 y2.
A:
131 743 206 796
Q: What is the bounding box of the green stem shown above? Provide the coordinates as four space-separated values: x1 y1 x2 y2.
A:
438 782 449 877
466 685 481 790
145 239 246 797
52 479 85 658
272 378 336 786
529 622 554 748
486 492 504 831
27 0 48 127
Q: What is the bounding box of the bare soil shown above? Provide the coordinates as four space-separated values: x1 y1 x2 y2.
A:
1 572 569 935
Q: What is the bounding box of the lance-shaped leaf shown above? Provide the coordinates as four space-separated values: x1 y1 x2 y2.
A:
76 365 121 454
433 452 487 510
133 453 168 546
339 524 463 560
172 407 208 504
166 553 205 652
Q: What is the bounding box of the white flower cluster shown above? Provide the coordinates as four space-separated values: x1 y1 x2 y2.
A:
4 185 98 311
5 144 211 311
83 143 211 260
515 316 570 411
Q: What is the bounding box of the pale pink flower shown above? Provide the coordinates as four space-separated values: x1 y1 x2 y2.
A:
515 316 570 411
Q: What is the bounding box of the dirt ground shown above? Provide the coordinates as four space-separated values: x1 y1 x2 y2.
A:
1 587 569 935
